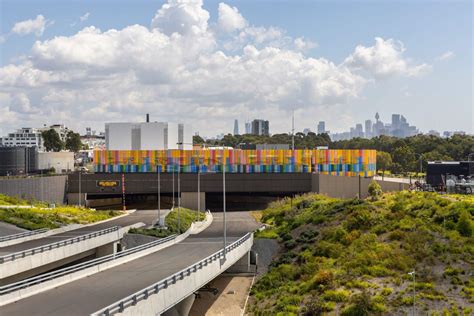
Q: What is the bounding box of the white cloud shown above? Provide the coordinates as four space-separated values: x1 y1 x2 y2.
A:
11 15 52 37
217 3 247 33
436 50 454 61
80 12 90 22
0 1 429 136
343 37 431 78
151 0 210 35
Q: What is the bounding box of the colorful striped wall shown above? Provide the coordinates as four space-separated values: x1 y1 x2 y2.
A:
94 149 377 177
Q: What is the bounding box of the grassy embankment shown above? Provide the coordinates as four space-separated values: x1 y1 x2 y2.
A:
129 208 206 237
249 191 473 315
0 194 121 230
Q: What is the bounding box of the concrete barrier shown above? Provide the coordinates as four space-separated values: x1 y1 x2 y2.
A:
0 210 134 248
0 212 213 306
93 233 254 316
0 226 128 281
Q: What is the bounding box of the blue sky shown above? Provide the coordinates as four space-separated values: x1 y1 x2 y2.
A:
0 0 472 136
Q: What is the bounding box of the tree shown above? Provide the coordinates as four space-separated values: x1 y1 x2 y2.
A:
376 151 392 179
41 129 63 152
392 146 416 174
457 210 473 237
193 135 205 144
368 180 382 200
65 131 82 152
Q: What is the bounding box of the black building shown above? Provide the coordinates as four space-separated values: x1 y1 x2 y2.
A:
0 147 38 176
426 161 474 187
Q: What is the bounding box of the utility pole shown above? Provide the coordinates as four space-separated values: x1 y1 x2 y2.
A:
291 110 295 151
223 154 226 260
157 164 161 226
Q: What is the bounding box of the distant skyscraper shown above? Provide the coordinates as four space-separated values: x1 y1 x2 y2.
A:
303 128 311 135
251 119 270 136
364 120 372 138
245 121 251 134
317 121 326 134
233 119 239 135
355 124 363 138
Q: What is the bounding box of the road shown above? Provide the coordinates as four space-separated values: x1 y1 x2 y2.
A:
0 222 27 237
0 211 259 316
0 210 158 256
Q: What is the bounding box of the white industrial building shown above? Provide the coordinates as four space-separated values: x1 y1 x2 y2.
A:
0 124 70 151
38 152 74 173
105 120 193 150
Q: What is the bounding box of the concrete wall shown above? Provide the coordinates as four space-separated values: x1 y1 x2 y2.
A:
180 192 205 211
37 152 74 173
0 175 67 204
314 174 410 199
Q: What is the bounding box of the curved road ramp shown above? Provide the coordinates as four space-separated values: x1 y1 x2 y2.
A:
0 226 128 284
93 233 254 316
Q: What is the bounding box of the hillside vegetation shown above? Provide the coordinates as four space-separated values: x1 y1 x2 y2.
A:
0 194 121 230
129 207 205 237
249 191 473 315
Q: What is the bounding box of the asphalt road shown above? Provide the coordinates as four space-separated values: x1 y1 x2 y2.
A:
0 211 259 316
0 210 158 256
0 222 27 237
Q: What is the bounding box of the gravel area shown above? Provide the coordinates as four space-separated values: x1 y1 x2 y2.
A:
121 233 159 249
0 221 27 237
252 238 280 278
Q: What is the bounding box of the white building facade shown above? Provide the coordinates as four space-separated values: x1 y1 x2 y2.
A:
105 122 193 150
0 128 44 150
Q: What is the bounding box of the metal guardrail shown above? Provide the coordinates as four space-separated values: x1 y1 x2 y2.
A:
93 232 253 316
0 234 177 295
0 226 121 264
0 228 48 243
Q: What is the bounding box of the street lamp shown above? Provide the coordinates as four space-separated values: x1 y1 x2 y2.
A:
408 270 416 316
414 153 423 179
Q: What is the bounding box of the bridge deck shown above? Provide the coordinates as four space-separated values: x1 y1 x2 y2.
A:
0 210 157 256
0 212 259 316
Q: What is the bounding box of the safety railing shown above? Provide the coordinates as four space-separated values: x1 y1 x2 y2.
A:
0 228 48 243
0 226 120 264
0 234 177 295
93 232 252 316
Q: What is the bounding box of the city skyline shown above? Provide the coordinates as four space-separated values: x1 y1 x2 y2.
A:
0 0 472 137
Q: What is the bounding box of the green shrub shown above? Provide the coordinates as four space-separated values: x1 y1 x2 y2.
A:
322 289 350 302
368 180 382 200
457 210 473 237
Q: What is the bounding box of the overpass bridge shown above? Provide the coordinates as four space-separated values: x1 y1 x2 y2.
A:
0 212 259 315
68 173 409 210
0 210 157 284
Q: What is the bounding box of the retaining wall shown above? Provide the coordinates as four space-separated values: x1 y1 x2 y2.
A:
0 175 67 204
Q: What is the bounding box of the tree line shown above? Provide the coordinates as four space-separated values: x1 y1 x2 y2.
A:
193 133 474 174
41 129 83 152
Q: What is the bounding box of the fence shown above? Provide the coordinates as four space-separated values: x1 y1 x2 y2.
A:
0 226 120 264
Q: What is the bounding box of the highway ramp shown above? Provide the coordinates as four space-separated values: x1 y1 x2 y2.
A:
0 212 259 316
0 210 157 256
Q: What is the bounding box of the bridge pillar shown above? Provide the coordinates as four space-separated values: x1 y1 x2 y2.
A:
162 294 195 316
67 193 87 206
180 192 205 211
95 241 119 257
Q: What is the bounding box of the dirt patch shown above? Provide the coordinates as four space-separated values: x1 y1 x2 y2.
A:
189 276 254 316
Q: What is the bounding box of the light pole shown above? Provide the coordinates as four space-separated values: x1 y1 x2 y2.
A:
408 270 416 316
156 159 161 226
414 153 423 179
223 153 226 260
78 169 82 207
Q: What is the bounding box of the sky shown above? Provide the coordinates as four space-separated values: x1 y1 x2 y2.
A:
0 0 472 138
